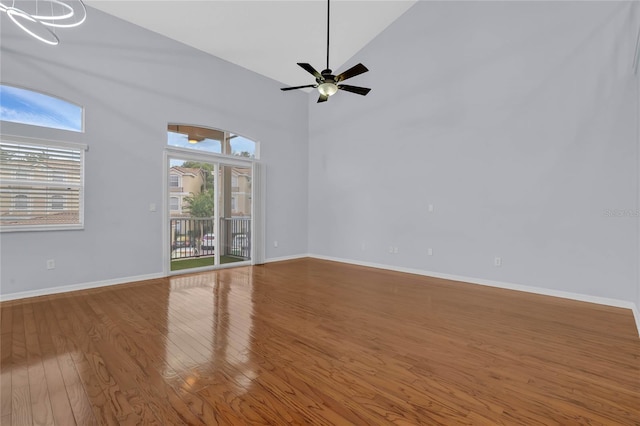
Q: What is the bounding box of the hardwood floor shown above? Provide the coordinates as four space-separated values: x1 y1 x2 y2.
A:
1 258 639 425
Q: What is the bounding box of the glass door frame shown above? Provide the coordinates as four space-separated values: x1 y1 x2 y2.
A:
164 146 254 276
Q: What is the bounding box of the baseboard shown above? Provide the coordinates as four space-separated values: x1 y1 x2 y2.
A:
0 254 311 301
3 255 638 338
264 253 310 264
0 272 165 302
632 304 640 337
310 254 640 337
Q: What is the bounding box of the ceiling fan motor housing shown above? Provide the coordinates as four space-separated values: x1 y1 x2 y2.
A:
320 69 335 83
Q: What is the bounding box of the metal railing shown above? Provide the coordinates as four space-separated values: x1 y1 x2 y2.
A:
221 217 251 259
169 217 250 261
170 217 214 260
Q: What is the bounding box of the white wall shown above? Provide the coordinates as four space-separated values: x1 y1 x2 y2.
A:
0 7 309 296
635 2 640 314
308 1 639 304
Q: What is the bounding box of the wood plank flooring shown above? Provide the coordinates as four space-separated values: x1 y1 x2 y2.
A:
1 258 639 425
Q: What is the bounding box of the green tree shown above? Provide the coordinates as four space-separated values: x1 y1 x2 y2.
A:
184 188 215 249
184 189 214 218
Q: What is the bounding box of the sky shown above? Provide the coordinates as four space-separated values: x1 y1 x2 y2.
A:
0 84 83 132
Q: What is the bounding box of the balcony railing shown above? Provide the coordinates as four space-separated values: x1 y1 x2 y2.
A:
169 217 250 262
221 217 251 259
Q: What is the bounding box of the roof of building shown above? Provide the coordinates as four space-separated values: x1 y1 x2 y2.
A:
170 167 203 176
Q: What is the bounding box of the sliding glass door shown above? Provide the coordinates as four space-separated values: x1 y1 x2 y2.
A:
168 156 217 271
166 124 257 274
166 157 254 273
217 164 252 265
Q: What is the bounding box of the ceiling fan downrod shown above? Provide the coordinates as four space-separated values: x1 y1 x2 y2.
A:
326 0 330 71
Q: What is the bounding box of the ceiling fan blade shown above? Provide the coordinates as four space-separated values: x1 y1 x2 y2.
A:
335 63 368 82
338 85 371 96
281 84 318 91
317 94 329 103
298 63 323 80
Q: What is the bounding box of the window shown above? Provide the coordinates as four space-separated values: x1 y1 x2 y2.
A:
51 195 64 210
0 85 83 132
0 137 86 231
14 194 28 210
170 197 179 211
170 175 180 188
167 124 258 159
229 134 257 158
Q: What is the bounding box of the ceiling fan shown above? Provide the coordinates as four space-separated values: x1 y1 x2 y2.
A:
280 0 371 103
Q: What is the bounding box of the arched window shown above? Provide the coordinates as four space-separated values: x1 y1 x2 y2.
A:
1 85 86 231
0 84 83 132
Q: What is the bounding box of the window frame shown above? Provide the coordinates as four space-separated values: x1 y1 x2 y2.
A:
0 134 87 232
170 196 180 212
13 194 29 210
169 174 180 188
50 194 65 211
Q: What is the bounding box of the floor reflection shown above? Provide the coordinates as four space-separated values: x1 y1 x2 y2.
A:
167 270 255 394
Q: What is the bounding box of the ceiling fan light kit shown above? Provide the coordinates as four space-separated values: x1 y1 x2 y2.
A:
281 0 371 103
188 136 206 144
174 125 204 145
318 82 338 97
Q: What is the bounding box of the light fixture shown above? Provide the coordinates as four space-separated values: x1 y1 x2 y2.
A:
317 82 338 97
175 125 203 144
280 0 371 103
0 0 87 46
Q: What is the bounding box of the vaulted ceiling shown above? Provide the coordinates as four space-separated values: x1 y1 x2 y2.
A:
85 1 417 87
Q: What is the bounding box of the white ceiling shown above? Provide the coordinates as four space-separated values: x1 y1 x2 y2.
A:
85 0 417 87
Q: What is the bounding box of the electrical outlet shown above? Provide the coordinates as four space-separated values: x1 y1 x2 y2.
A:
46 259 55 270
273 240 279 248
494 257 502 267
393 247 398 254
149 203 156 212
427 248 433 256
388 246 394 253
428 204 434 212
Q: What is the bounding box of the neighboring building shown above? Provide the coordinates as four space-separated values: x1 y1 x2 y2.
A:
169 167 205 217
0 146 82 227
231 168 251 217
